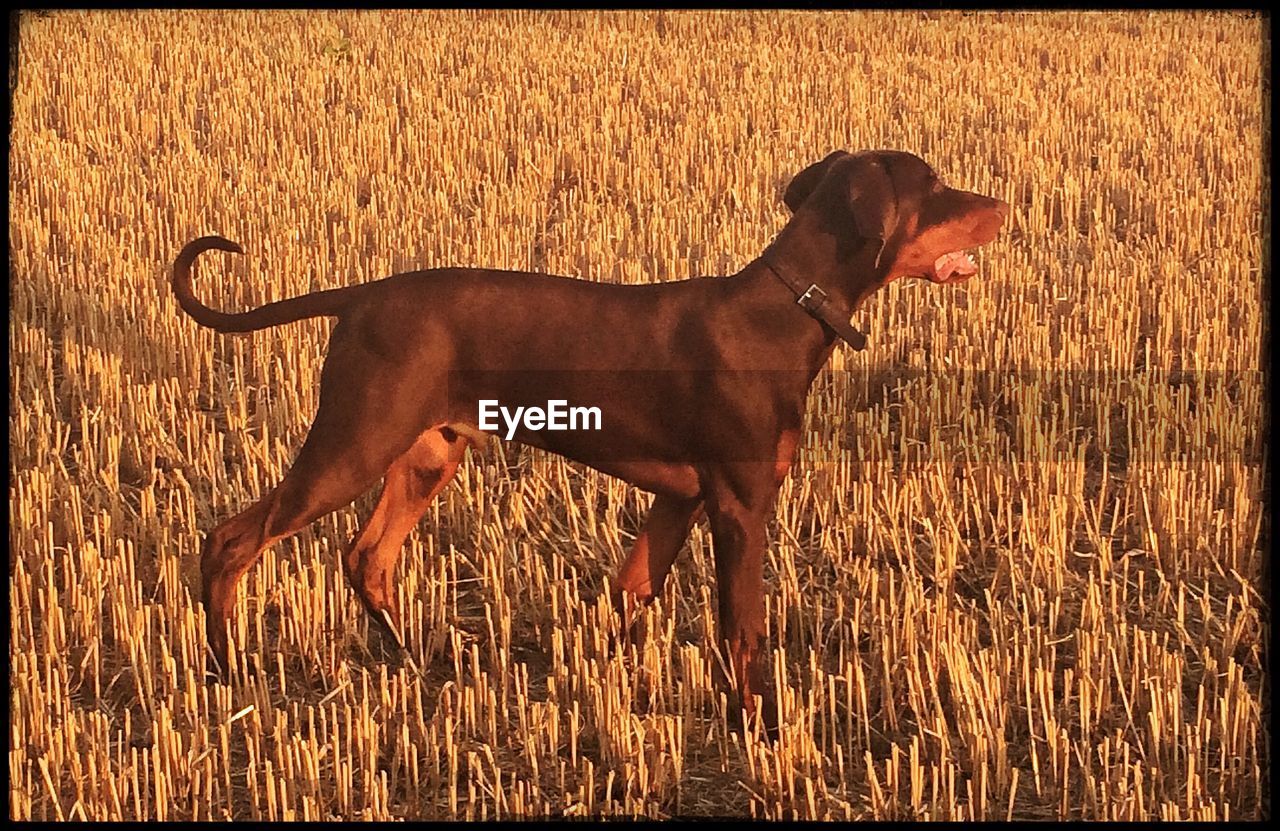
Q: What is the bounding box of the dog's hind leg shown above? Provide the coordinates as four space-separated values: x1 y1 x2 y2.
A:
341 427 467 645
199 332 442 676
200 434 404 677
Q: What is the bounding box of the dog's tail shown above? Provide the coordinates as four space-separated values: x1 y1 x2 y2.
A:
172 236 357 333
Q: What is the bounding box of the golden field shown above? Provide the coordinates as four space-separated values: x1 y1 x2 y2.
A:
7 9 1266 820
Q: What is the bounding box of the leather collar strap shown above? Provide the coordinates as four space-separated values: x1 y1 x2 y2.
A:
760 256 868 351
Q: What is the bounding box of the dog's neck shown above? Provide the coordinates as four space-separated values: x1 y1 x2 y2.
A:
744 215 885 370
764 208 885 302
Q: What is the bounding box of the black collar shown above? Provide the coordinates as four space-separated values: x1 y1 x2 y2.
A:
759 255 868 351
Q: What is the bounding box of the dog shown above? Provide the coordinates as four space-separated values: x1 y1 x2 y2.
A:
173 149 1007 725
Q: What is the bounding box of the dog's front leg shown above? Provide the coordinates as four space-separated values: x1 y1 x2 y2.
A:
703 466 778 735
611 494 703 644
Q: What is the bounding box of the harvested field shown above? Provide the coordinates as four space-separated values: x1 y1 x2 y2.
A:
8 9 1267 820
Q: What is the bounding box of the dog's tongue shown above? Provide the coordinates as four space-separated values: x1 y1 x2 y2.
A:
932 251 977 283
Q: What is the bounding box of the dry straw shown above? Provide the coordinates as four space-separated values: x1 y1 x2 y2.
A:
9 9 1264 820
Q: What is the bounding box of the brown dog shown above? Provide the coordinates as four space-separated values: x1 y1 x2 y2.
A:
173 150 1007 722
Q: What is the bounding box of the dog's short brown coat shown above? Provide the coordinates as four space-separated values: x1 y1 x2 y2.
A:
174 149 1007 724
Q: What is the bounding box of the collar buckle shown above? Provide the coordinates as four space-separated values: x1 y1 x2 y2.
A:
796 283 827 314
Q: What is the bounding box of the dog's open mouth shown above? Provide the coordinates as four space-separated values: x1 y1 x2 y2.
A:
930 250 978 283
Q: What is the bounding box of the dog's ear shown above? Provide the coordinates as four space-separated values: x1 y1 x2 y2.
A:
786 151 899 269
843 154 899 270
783 151 851 212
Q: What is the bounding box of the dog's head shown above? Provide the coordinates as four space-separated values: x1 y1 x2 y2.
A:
783 150 1008 284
